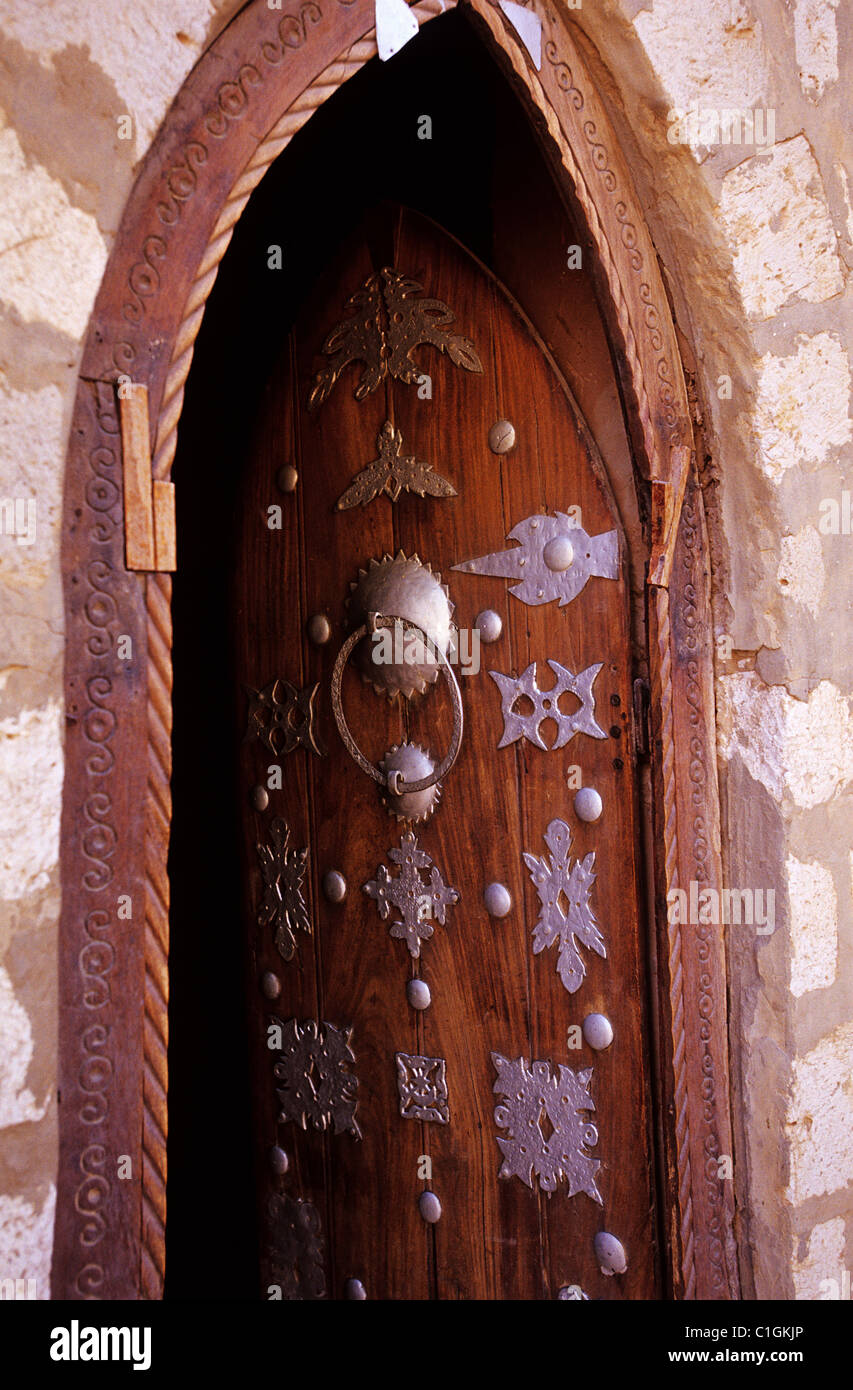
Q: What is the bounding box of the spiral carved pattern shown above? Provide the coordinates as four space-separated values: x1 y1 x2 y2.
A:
141 0 451 1299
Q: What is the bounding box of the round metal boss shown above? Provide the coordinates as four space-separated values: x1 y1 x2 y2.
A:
331 614 464 797
380 742 441 823
574 787 603 822
344 1278 367 1300
322 870 347 904
251 785 270 812
269 1145 289 1176
406 978 431 1011
475 609 503 644
488 419 516 455
594 1231 627 1276
346 554 454 699
261 971 281 1000
276 464 298 493
483 882 512 918
307 613 331 646
419 1191 442 1224
582 1013 614 1051
543 534 574 572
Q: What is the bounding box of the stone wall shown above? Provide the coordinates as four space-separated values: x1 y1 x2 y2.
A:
0 0 849 1299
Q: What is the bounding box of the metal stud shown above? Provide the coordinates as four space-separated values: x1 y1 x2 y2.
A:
488 419 516 455
307 613 331 646
322 870 347 904
261 971 282 1001
558 1285 590 1300
483 882 512 918
574 787 603 822
542 534 575 572
269 1145 290 1176
344 1278 367 1300
594 1230 627 1276
475 609 503 644
276 464 298 493
406 978 431 1011
582 1013 614 1051
418 1190 442 1224
251 785 270 812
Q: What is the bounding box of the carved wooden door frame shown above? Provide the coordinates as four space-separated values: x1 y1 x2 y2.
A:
56 0 739 1300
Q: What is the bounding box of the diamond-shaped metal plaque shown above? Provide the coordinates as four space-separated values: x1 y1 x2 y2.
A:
272 1018 362 1139
491 1052 602 1203
267 1192 326 1301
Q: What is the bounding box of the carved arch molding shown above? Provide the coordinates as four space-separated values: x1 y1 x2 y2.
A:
57 0 739 1300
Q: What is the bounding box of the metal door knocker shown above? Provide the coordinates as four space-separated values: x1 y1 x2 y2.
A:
332 553 463 813
332 612 463 796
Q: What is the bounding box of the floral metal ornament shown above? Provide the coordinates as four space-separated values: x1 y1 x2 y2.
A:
489 661 606 751
491 1052 602 1203
246 678 323 758
335 420 456 511
308 266 483 410
523 818 605 994
272 1017 362 1139
257 818 311 962
364 829 459 959
452 511 619 607
267 1192 326 1301
396 1052 450 1124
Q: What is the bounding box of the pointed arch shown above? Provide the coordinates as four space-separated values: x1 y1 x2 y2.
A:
57 0 737 1299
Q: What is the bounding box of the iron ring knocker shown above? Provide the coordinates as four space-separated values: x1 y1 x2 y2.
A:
330 612 464 794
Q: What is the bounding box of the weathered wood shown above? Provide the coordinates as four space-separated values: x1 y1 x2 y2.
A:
227 207 660 1298
56 380 148 1299
152 481 177 572
121 388 155 571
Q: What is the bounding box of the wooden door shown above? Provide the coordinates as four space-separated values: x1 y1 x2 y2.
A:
231 205 660 1300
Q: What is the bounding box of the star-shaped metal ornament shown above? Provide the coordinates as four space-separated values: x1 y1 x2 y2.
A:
489 660 607 750
364 829 459 959
246 678 323 758
335 420 456 510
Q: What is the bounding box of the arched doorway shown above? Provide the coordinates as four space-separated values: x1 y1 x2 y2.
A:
56 0 737 1300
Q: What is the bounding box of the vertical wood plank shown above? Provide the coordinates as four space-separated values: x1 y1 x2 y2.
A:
152 480 177 572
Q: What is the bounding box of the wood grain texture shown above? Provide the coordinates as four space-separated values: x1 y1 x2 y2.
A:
230 207 661 1298
152 482 177 572
55 0 738 1300
120 387 155 570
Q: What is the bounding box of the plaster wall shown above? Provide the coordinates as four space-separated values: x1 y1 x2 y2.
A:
0 0 850 1300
